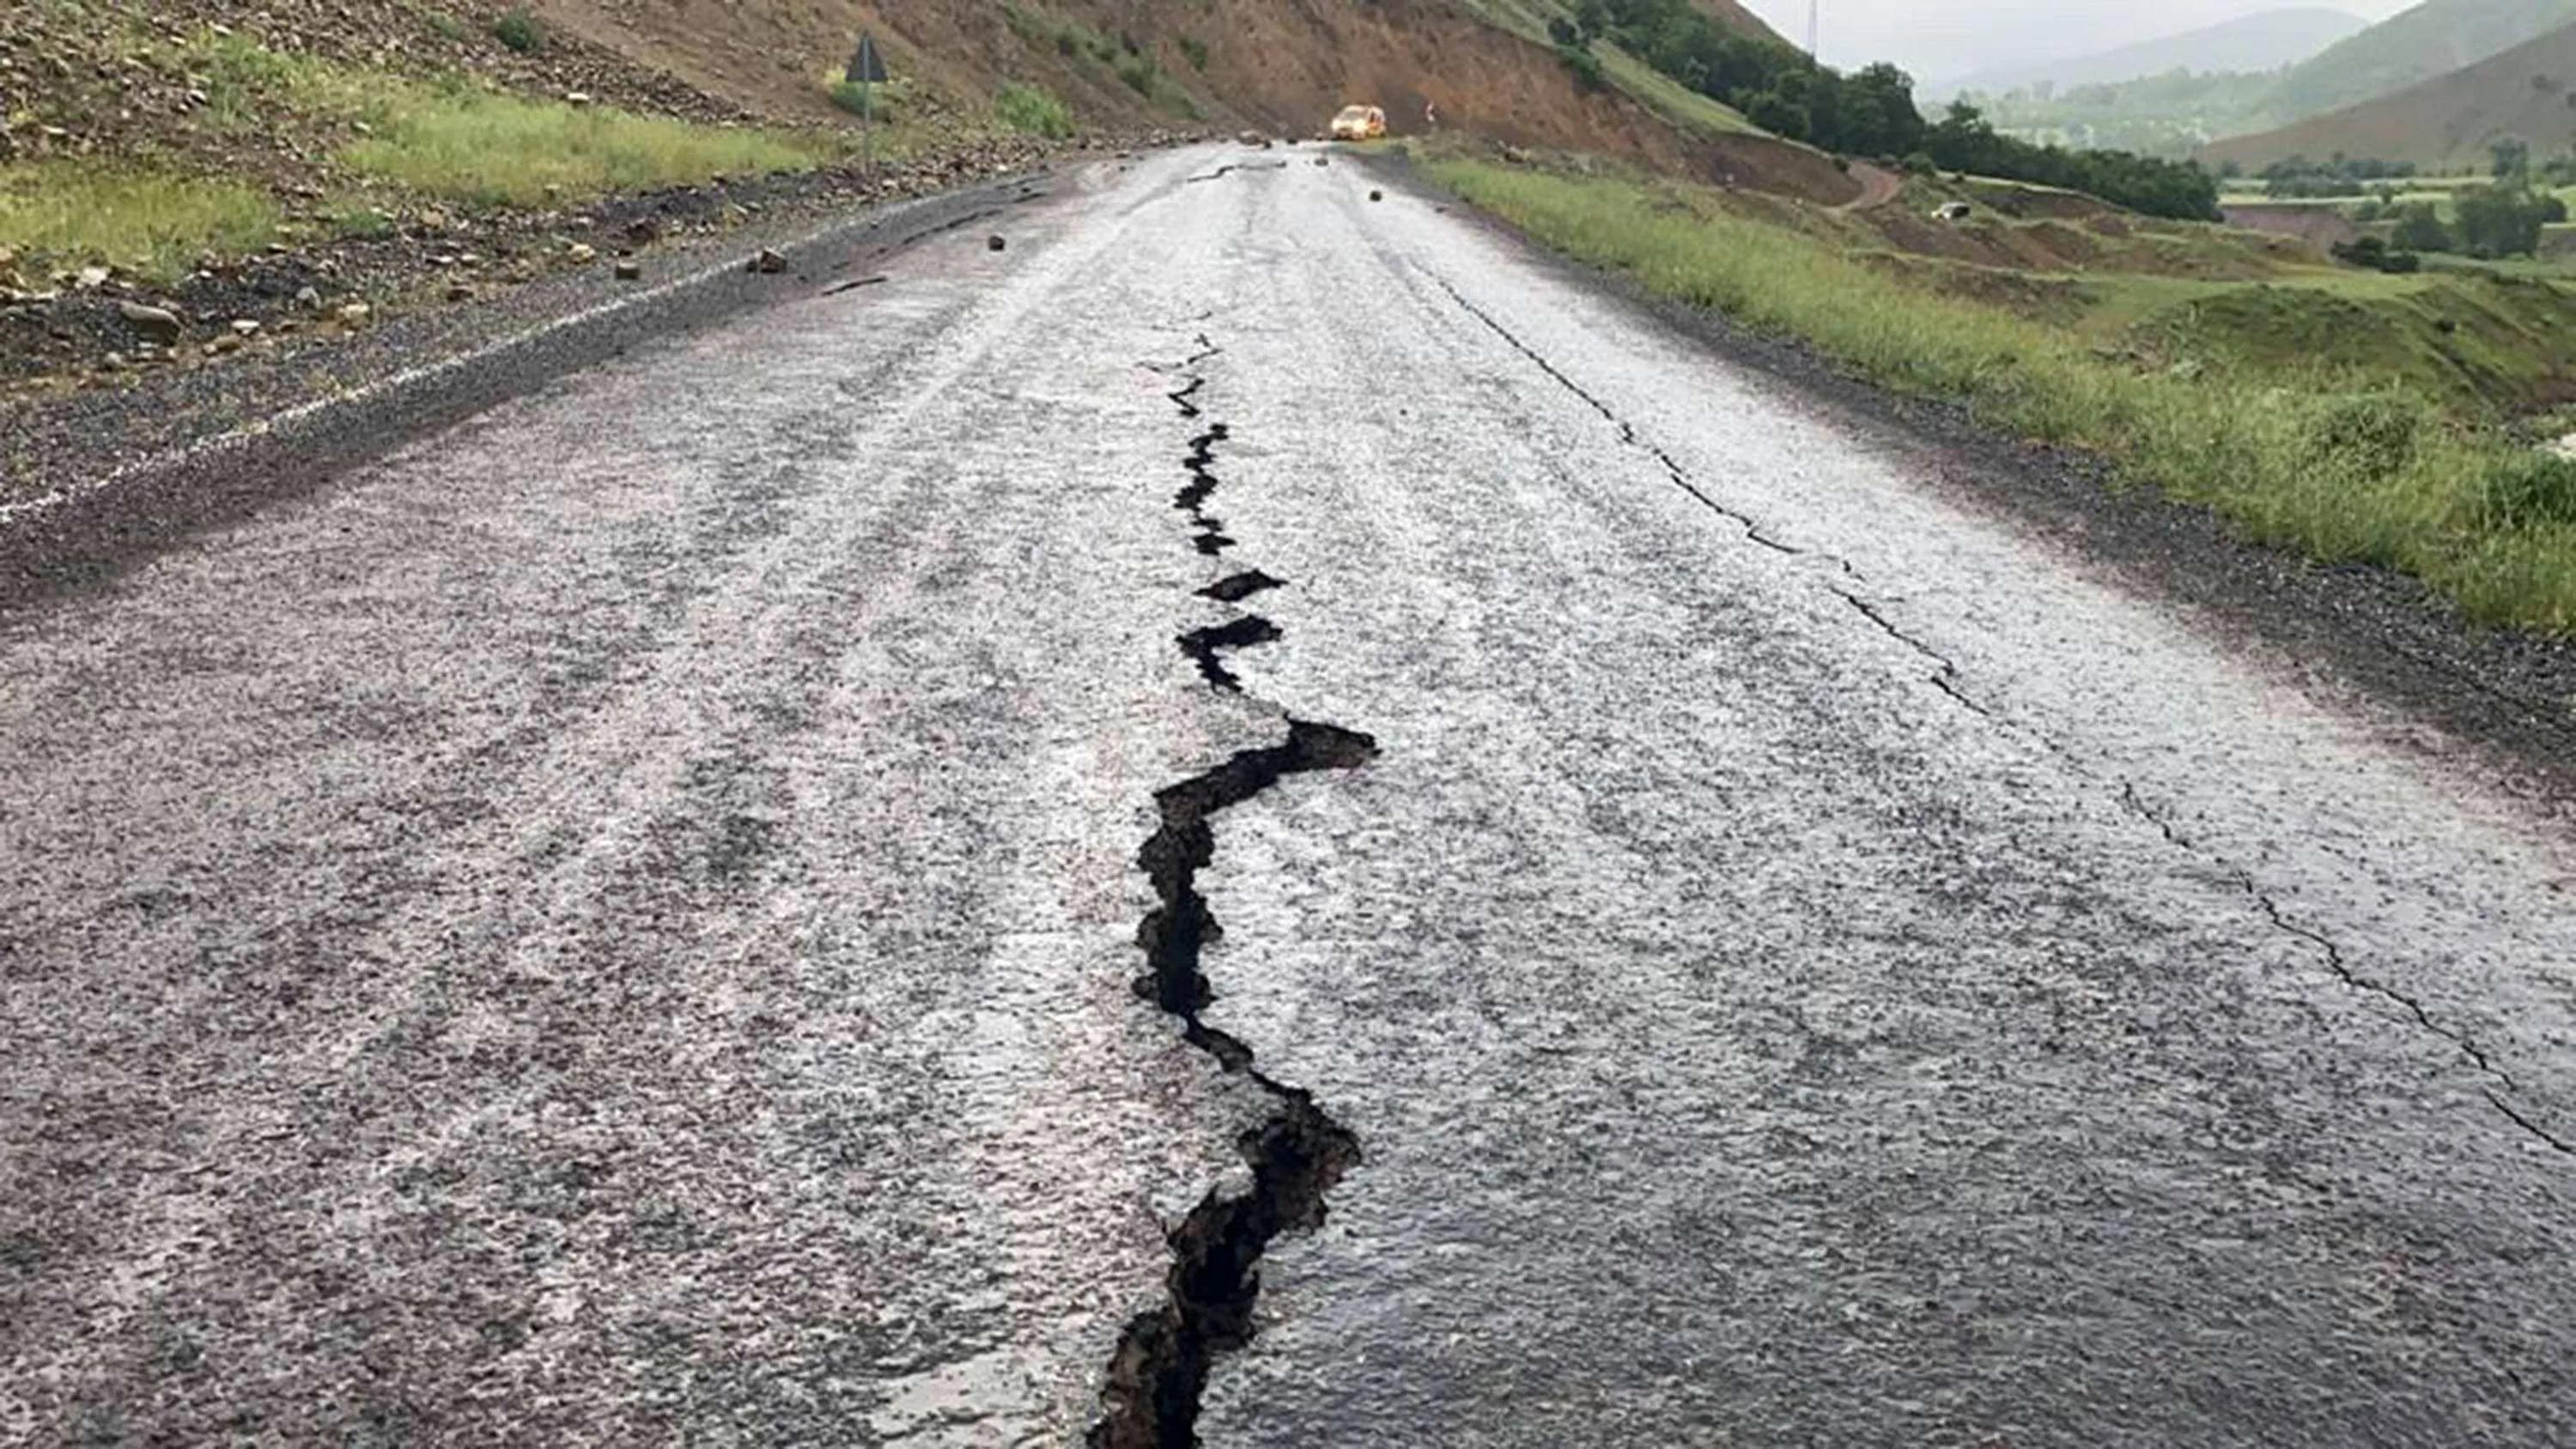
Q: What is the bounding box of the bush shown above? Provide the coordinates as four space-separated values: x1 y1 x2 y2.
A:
493 5 544 54
2482 452 2576 528
828 80 885 118
2330 234 2421 274
424 12 469 43
1558 43 1606 93
1178 35 1208 71
994 81 1073 138
2303 392 2427 484
1114 53 1158 96
2391 202 2451 253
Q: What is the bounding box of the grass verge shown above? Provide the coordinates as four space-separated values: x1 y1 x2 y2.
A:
1 29 849 276
340 88 838 209
1427 155 2576 632
0 163 282 281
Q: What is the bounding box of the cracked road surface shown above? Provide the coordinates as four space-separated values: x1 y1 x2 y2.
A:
6 146 2576 1446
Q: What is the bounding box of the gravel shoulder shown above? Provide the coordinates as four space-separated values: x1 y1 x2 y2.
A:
1370 149 2576 807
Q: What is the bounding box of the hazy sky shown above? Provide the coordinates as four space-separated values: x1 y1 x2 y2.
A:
1738 0 2421 83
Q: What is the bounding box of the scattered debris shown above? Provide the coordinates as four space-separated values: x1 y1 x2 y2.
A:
615 259 644 281
821 274 889 296
1369 189 1383 202
987 234 1007 252
746 247 787 274
336 302 372 327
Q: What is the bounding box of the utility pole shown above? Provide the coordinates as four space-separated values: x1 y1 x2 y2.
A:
1807 0 1819 58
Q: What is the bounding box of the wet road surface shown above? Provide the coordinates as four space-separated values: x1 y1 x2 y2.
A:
5 146 2575 1446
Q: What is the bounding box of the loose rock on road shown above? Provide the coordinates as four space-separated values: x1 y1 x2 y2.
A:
4 146 2573 1446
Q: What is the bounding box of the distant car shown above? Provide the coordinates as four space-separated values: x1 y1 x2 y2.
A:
1330 105 1388 141
1932 201 1973 221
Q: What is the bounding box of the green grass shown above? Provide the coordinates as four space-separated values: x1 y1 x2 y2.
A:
0 161 281 280
994 82 1075 139
1428 154 2576 632
828 79 887 119
341 92 835 207
1595 45 1758 136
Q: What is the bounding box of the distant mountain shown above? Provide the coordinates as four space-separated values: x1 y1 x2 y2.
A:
2263 0 2576 122
1946 9 2366 99
2204 17 2576 167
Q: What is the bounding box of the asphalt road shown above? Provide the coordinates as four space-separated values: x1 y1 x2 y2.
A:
5 145 2575 1446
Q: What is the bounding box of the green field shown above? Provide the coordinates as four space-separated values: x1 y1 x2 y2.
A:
1427 149 2576 633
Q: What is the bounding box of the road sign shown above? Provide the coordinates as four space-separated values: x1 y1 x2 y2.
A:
848 34 888 85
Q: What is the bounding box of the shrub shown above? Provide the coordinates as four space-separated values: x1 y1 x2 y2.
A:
828 80 885 118
994 81 1073 138
424 12 469 43
2482 452 2576 528
1558 43 1606 93
493 5 544 54
1178 35 1208 71
2391 202 2451 252
2302 392 2427 484
1115 53 1157 96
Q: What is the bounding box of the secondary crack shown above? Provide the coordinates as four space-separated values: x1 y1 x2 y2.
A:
1186 161 1292 183
1428 271 1807 561
2116 781 2569 1156
1828 585 1997 721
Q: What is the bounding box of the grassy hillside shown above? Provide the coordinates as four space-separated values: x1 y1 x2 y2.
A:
1423 142 2576 632
2263 0 2576 125
2206 21 2576 168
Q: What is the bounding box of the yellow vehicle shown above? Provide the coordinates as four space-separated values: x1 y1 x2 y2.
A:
1330 105 1388 141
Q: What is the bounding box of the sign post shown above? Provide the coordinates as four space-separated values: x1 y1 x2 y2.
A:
847 34 889 184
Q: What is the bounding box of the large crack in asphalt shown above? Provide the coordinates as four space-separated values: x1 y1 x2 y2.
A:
1430 264 2575 1160
1091 335 1381 1447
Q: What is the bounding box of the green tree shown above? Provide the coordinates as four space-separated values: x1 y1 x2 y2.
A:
2391 202 2451 252
2455 185 2549 257
2492 136 2531 180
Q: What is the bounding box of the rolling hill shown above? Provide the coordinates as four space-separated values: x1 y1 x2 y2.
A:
2204 17 2576 167
1945 9 2366 99
2260 0 2576 124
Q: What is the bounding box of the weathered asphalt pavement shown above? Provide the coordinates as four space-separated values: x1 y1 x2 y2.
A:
5 145 2574 1446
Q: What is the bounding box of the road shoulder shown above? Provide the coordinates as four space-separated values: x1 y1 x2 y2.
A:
1370 149 2576 807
